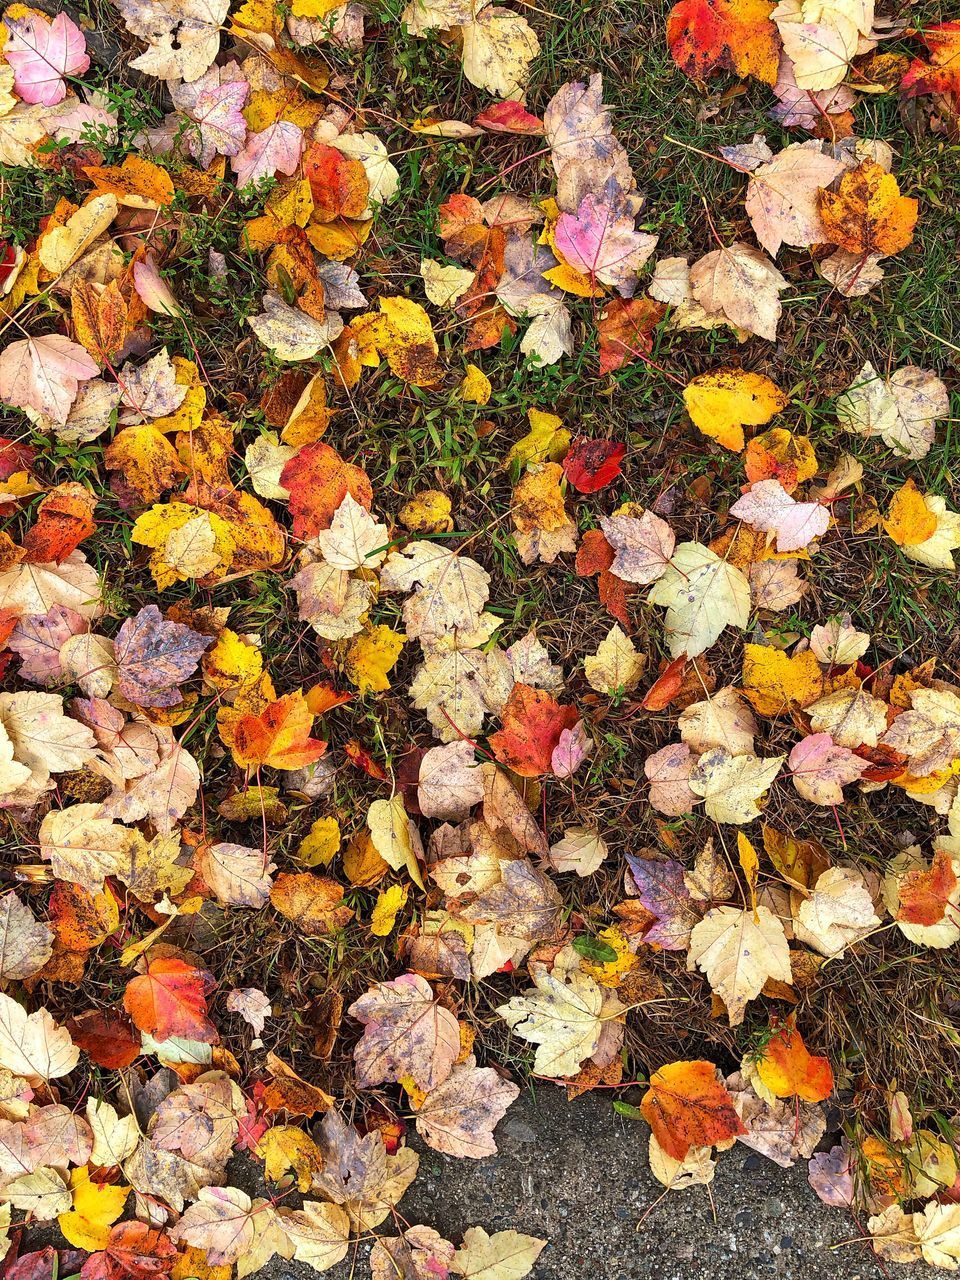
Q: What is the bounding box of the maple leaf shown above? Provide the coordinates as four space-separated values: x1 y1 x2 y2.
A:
114 604 210 708
414 1057 520 1158
727 1072 826 1168
371 1225 456 1280
247 290 342 362
554 190 657 296
688 906 792 1024
489 683 580 777
116 0 229 82
123 955 217 1043
348 972 460 1091
596 296 665 374
280 1199 351 1272
689 241 788 341
680 685 757 754
683 367 788 452
270 872 353 935
168 63 250 167
744 142 845 257
418 739 484 819
459 8 540 99
819 161 918 257
741 644 824 716
836 361 949 460
772 0 868 91
196 842 275 908
793 866 880 957
644 741 698 817
788 732 867 805
281 441 373 538
4 11 89 105
172 1186 290 1268
68 1010 142 1070
231 689 327 771
452 1227 546 1280
562 436 625 493
640 1060 747 1160
756 1020 834 1103
0 334 98 425
599 510 675 584
0 992 79 1082
73 1220 177 1280
584 623 645 694
666 0 780 84
626 854 700 949
647 542 751 658
901 21 960 97
0 891 53 980
496 956 605 1077
689 747 784 823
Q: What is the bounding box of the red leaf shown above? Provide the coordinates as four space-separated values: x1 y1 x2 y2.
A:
80 1222 176 1280
562 437 625 494
280 442 373 538
642 657 689 711
473 100 545 134
489 683 580 777
67 1009 142 1069
0 436 35 481
343 738 388 780
123 956 217 1044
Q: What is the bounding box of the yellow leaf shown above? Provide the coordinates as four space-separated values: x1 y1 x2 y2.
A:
57 1167 128 1252
371 883 409 936
460 363 492 405
345 625 405 695
38 195 118 277
884 478 938 547
368 795 425 891
131 502 236 590
104 424 186 506
298 816 341 867
683 368 789 453
741 644 824 716
204 629 263 694
258 1125 323 1191
580 926 639 987
290 0 343 15
150 357 205 434
737 832 759 918
505 407 571 467
399 490 453 533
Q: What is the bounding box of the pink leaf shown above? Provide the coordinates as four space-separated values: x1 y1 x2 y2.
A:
788 733 867 806
5 13 90 106
231 120 303 190
729 479 829 552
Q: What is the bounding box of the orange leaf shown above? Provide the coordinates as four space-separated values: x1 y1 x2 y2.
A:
901 22 960 97
641 657 688 711
755 1019 834 1103
575 529 635 628
303 143 370 222
666 0 780 85
597 297 665 375
269 872 354 936
49 881 120 952
818 162 918 258
22 482 97 564
123 955 217 1043
488 682 580 777
280 441 373 538
72 279 129 363
897 849 958 926
640 1059 747 1160
231 690 327 771
84 155 176 207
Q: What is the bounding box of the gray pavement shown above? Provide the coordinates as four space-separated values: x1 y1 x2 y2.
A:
261 1088 934 1279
